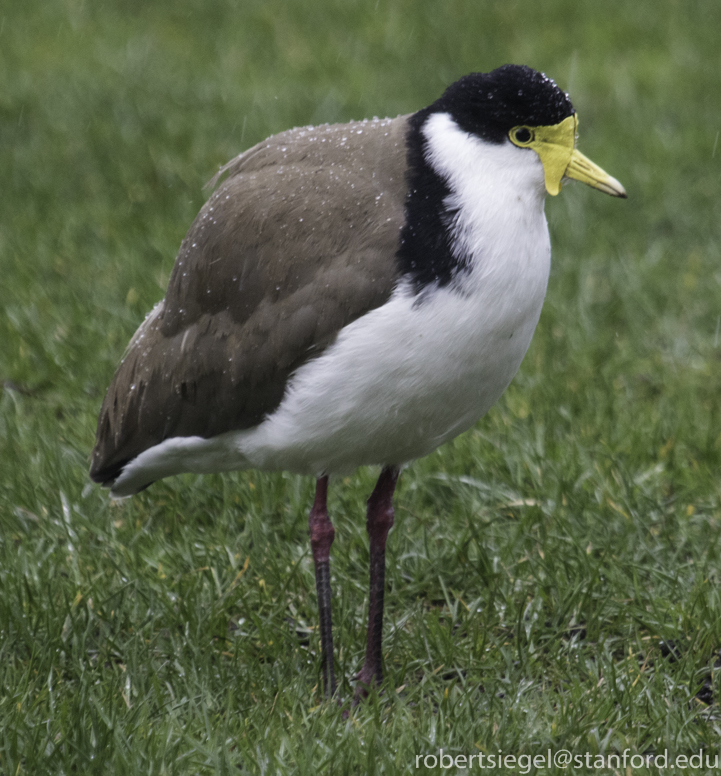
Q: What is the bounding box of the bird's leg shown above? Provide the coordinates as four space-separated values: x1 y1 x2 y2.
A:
354 466 399 702
308 475 337 698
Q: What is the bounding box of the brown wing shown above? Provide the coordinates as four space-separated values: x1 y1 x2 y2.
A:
90 115 411 484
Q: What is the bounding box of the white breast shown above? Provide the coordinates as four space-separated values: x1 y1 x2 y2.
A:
238 113 552 472
112 114 551 494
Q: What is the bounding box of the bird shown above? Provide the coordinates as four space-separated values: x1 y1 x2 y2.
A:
90 64 626 702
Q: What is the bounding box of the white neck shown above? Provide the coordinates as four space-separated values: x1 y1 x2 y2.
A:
421 111 549 291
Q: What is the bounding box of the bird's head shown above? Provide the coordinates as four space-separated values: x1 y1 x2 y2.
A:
434 64 627 198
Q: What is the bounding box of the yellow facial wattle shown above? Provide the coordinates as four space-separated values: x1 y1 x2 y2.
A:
509 114 627 198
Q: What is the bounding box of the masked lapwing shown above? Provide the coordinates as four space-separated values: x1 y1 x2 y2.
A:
91 64 626 701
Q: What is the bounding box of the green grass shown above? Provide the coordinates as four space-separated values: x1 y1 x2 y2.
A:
2 0 721 772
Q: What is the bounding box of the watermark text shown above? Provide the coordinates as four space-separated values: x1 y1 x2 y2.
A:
415 748 719 772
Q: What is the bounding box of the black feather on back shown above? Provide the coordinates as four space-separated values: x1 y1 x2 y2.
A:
396 107 462 293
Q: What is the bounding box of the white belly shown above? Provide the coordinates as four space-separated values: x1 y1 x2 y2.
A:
240 270 548 474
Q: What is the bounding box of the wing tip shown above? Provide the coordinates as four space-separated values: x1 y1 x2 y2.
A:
89 455 155 497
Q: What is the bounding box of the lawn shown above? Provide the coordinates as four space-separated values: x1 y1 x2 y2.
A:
1 0 721 773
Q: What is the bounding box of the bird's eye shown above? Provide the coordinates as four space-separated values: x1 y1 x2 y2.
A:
510 126 534 146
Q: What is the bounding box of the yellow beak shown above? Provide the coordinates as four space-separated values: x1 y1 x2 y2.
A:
526 114 627 198
564 148 627 198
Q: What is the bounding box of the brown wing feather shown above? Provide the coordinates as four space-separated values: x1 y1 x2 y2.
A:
90 115 410 484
